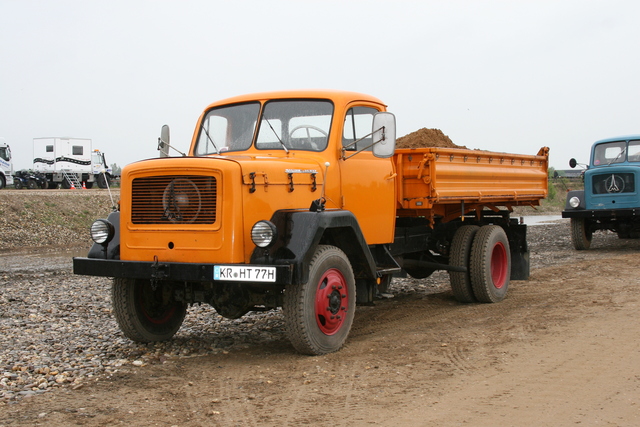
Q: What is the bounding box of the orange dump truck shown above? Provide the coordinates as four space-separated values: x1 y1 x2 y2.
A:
74 90 549 355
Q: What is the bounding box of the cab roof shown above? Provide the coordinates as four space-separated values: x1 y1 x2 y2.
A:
202 90 387 110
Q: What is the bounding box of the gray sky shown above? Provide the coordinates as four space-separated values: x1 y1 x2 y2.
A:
1 0 639 171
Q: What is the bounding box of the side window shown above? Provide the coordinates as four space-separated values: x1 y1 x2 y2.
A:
343 106 379 151
72 146 83 156
0 147 7 161
46 145 54 152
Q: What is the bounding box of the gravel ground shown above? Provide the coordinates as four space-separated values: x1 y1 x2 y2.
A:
0 190 117 251
0 217 574 404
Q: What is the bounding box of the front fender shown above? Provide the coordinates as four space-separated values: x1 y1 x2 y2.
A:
87 211 121 260
251 209 377 285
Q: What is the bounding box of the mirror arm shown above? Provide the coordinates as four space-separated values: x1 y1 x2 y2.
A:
341 127 384 161
157 138 187 157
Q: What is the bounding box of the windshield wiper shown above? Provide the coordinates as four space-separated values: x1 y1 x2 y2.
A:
607 147 627 166
263 116 288 153
200 124 220 155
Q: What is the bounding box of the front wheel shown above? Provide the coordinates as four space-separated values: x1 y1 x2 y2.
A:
283 245 356 355
112 278 187 342
470 225 511 303
97 174 110 188
570 218 592 250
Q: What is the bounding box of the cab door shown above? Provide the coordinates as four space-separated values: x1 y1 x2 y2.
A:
338 105 396 245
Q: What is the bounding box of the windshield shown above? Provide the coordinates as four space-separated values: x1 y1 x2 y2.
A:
628 140 640 162
593 140 640 165
195 102 261 155
256 100 333 152
194 100 333 154
593 141 626 166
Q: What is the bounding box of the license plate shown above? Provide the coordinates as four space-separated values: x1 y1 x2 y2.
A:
213 265 277 282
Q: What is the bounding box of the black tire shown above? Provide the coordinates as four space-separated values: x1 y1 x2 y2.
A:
85 181 94 189
449 225 480 303
571 218 592 250
470 225 511 303
112 278 187 342
27 179 37 189
14 180 23 190
283 245 356 355
97 174 109 189
61 178 72 189
0 176 5 190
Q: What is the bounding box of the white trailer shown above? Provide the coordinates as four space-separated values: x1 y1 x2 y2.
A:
0 138 14 189
33 137 112 189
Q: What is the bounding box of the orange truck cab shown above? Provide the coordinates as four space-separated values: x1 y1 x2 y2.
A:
74 90 548 355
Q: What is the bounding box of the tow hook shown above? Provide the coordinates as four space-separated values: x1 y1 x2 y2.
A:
150 255 169 290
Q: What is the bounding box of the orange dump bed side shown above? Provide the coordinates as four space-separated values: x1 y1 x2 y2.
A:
394 146 549 218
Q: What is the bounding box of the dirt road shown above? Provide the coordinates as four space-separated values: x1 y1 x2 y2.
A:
1 220 639 426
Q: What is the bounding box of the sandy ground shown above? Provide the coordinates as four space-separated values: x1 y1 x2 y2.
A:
1 208 639 425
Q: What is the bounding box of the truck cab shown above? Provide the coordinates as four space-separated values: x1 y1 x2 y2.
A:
0 139 14 189
562 135 640 249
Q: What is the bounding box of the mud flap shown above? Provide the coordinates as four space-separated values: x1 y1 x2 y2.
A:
510 249 530 280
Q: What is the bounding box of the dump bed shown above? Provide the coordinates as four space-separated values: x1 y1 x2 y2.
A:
394 146 549 217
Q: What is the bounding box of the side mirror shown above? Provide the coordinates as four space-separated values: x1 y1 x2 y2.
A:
372 112 396 158
569 158 577 168
158 125 170 157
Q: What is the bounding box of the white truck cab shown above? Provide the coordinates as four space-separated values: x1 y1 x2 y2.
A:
0 138 14 189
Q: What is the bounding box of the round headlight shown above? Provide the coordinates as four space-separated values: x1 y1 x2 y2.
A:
251 221 277 248
569 196 581 209
90 219 115 245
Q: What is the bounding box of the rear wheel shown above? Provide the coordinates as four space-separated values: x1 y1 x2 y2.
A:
112 278 187 342
570 218 592 250
0 176 5 189
470 225 510 303
449 225 480 303
27 179 37 189
14 180 23 190
283 245 356 355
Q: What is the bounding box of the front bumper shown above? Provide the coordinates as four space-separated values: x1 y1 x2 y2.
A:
562 208 640 219
73 257 294 285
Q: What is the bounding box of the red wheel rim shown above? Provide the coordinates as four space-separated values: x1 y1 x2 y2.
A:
490 242 508 289
314 268 348 335
138 285 178 325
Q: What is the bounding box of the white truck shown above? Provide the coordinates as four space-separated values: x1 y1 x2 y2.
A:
33 137 112 189
0 138 14 189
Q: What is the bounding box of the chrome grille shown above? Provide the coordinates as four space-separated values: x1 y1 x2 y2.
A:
131 176 217 224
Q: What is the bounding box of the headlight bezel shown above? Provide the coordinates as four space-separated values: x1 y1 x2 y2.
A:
251 220 277 248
